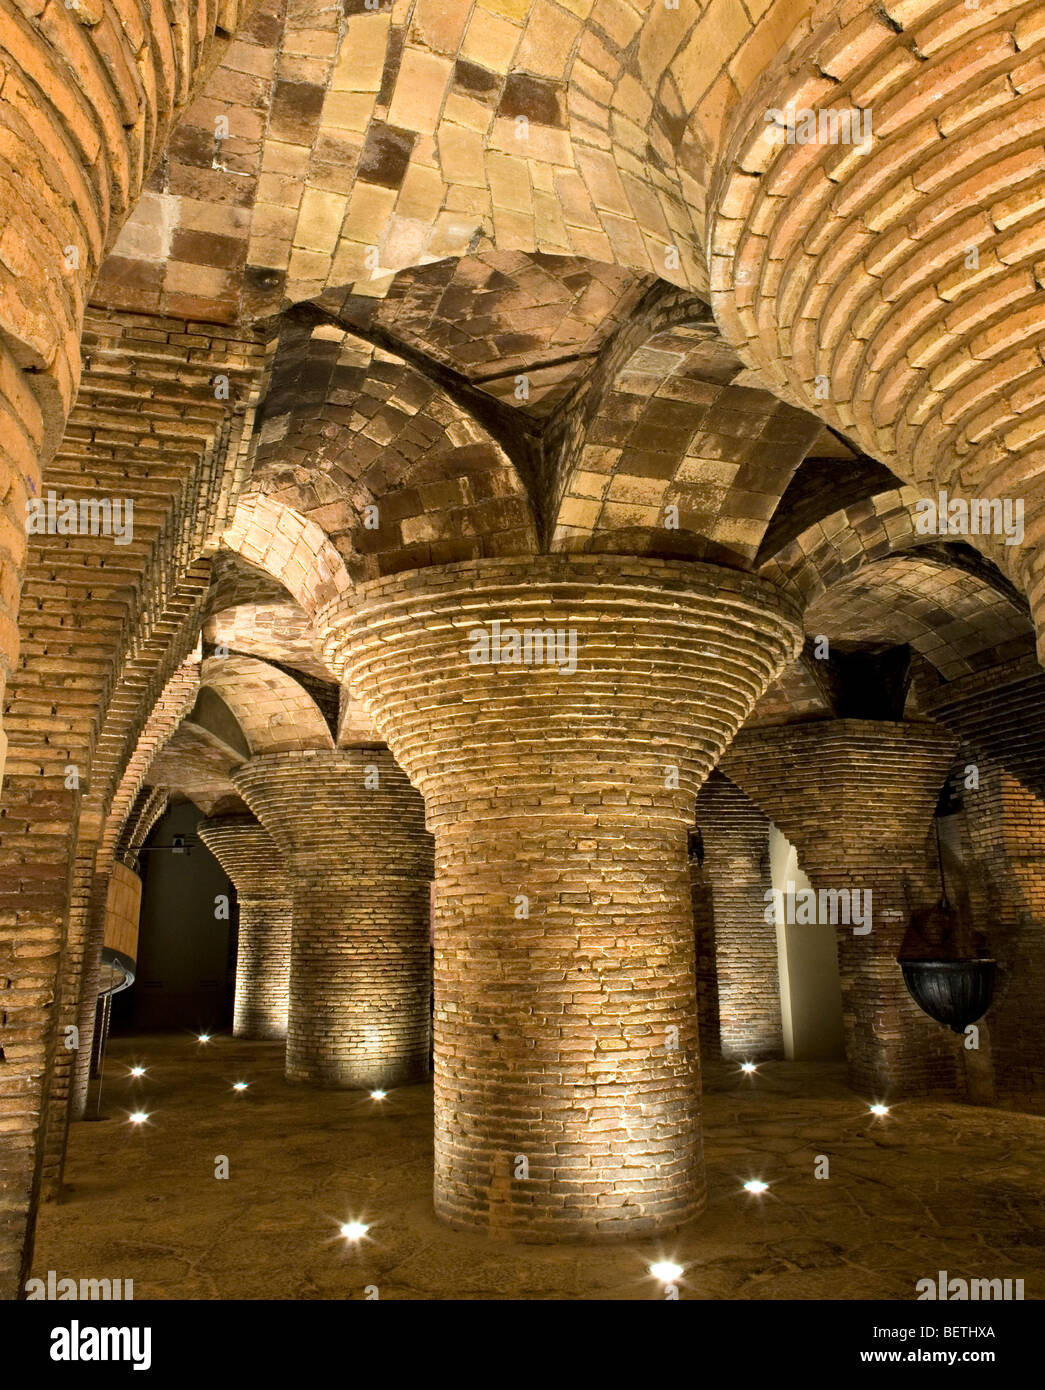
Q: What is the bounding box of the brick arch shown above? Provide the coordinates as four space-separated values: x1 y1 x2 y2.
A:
221 492 352 620
0 0 254 441
551 317 820 563
199 653 334 755
759 485 1033 608
805 551 1035 684
0 0 255 761
251 324 539 578
202 550 302 620
1 2 277 1290
706 0 1045 655
204 601 332 683
96 659 202 869
145 716 247 817
116 786 170 865
756 486 1036 678
759 486 932 606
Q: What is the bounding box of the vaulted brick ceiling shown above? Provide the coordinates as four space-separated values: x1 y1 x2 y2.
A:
90 0 1045 647
7 0 1045 1301
331 250 651 417
708 1 1045 655
140 650 345 813
203 600 332 682
805 553 1034 683
145 717 246 818
6 0 1045 956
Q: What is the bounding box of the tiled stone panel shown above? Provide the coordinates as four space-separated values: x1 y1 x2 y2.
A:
325 554 803 1241
722 720 961 1098
197 814 292 1041
696 771 782 1061
232 748 433 1087
962 761 1045 1093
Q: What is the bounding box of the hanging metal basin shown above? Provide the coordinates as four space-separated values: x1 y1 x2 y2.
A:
900 958 996 1034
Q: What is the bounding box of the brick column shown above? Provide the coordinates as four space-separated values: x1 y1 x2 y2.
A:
696 772 781 1060
322 555 803 1241
231 749 433 1088
722 721 959 1096
197 816 292 1041
962 761 1045 1092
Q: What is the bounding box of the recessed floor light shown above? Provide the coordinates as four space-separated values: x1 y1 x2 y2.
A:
741 1062 757 1074
130 1066 146 1077
870 1103 889 1116
370 1089 387 1100
340 1221 369 1241
649 1260 683 1282
197 1034 210 1043
129 1112 149 1125
232 1081 248 1092
744 1179 769 1194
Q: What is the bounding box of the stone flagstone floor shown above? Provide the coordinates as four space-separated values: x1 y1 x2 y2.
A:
31 1035 1045 1301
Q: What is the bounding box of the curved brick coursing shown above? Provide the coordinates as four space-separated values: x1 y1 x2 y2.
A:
696 771 782 1061
321 555 803 1241
253 327 539 580
550 323 820 566
231 749 433 1088
197 815 292 1041
57 662 200 1138
708 2 1045 651
200 654 334 756
921 656 1045 804
222 493 352 621
1 306 268 1295
0 0 253 781
721 720 960 1097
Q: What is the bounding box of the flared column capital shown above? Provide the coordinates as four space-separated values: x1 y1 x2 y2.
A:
720 718 958 867
921 657 1045 805
317 555 804 832
230 747 432 876
197 814 292 900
